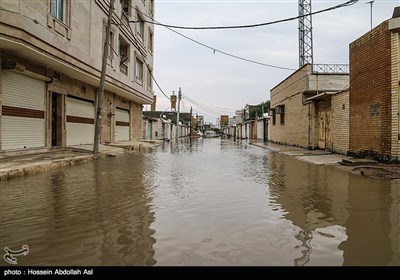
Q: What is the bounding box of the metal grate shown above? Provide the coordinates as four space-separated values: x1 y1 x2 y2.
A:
312 64 349 74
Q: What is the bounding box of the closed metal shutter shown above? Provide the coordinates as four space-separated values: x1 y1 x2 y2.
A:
66 96 94 146
1 71 45 150
115 108 130 142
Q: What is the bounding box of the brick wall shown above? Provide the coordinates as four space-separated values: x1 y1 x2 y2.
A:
331 90 350 154
270 65 310 148
349 21 392 158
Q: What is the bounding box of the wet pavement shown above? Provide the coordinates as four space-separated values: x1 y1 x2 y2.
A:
0 141 160 180
0 138 399 266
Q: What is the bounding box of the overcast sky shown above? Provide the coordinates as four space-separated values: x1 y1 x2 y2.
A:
148 0 399 124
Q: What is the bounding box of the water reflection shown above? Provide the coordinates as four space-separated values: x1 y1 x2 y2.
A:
267 151 400 266
0 155 156 265
338 177 400 266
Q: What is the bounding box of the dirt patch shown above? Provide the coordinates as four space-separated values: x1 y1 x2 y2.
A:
353 165 400 180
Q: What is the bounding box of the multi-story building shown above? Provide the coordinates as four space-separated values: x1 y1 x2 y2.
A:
0 0 154 151
349 10 400 161
270 64 349 153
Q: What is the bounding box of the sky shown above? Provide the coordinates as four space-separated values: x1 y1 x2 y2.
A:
148 0 400 124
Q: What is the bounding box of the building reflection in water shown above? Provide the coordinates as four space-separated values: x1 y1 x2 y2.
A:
0 154 157 265
338 177 400 266
267 152 399 266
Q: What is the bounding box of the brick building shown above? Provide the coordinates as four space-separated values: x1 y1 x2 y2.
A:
0 0 154 151
270 64 349 152
349 11 400 161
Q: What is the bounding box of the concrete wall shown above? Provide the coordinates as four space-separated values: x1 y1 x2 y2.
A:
331 90 350 155
102 91 114 144
308 74 349 92
349 21 392 159
390 28 400 158
256 119 263 140
130 103 142 141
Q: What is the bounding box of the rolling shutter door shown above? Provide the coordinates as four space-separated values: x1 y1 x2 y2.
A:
115 108 130 142
66 96 94 146
1 71 45 150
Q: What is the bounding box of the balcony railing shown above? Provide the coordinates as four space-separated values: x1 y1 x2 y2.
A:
312 64 349 74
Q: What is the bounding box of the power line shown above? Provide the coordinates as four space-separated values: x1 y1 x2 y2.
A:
132 0 358 30
166 26 296 70
183 94 236 111
134 9 296 70
183 96 236 116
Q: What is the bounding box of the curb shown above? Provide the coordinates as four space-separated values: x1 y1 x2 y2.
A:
0 155 95 180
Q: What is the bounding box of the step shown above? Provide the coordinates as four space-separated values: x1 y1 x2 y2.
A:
340 158 377 166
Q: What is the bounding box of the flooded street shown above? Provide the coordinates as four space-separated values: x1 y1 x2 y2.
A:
1 138 399 266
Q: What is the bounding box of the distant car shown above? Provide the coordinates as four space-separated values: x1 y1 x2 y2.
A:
196 131 204 136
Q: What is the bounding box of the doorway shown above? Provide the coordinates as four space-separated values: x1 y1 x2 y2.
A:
317 100 332 150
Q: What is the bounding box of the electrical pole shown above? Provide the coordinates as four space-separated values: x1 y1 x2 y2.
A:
176 87 182 140
190 106 193 136
94 0 114 154
366 0 374 30
189 106 193 146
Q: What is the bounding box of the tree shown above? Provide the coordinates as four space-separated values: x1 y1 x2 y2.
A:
248 100 270 119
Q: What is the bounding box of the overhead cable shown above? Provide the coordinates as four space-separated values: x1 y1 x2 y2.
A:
134 8 296 70
132 0 358 30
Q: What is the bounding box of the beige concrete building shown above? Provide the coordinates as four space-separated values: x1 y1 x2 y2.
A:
270 64 349 153
0 0 154 151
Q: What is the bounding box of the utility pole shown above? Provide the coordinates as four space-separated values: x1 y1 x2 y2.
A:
176 87 182 140
94 0 114 154
190 106 193 135
366 0 374 30
189 106 193 146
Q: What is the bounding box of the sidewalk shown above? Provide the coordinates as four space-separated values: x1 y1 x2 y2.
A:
0 140 161 180
249 141 400 180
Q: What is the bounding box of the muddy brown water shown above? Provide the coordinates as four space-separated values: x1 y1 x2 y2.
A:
1 138 399 266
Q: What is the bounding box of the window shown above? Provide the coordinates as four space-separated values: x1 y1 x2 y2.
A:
119 36 130 75
271 109 276 125
103 21 115 61
108 30 115 60
136 13 144 38
147 68 153 90
148 30 153 53
121 0 129 22
276 105 285 125
51 0 65 22
135 57 144 83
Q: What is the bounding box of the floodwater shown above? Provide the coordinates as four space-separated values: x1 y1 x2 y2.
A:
1 138 399 266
